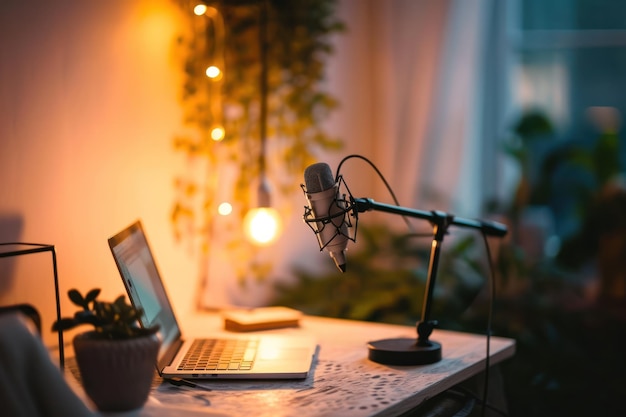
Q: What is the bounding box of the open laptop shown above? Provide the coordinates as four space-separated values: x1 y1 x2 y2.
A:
107 220 316 380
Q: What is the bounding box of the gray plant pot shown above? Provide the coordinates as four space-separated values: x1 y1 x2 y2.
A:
73 332 160 412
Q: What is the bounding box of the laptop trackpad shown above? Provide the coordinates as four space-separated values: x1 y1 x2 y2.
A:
257 347 312 362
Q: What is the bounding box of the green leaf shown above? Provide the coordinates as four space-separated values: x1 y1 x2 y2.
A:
84 288 101 305
68 289 85 309
51 317 78 332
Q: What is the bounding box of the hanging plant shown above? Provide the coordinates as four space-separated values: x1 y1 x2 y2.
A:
171 0 345 286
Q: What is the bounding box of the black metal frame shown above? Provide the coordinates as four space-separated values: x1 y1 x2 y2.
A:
0 243 63 369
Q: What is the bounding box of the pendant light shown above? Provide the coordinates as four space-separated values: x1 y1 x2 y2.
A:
243 0 282 245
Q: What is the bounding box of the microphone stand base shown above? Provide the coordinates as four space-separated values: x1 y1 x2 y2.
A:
367 338 442 365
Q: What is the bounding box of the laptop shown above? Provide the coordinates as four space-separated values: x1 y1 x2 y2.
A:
107 220 316 380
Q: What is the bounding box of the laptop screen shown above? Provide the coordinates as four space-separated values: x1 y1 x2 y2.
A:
108 221 181 361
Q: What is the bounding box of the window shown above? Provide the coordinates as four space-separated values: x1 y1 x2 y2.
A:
510 0 626 237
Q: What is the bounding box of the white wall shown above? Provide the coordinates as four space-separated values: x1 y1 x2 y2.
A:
0 0 200 339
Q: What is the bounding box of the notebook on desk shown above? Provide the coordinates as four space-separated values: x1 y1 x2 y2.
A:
107 220 316 380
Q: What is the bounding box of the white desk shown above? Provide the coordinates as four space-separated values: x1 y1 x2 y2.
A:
103 313 514 417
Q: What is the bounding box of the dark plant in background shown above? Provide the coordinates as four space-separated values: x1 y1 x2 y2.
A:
503 109 623 260
479 110 625 417
273 223 490 328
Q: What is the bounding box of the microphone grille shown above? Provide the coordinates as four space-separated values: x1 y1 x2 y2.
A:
304 162 335 193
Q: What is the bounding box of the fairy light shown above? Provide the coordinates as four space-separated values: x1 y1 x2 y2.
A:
210 126 225 141
205 65 222 80
193 4 207 16
218 202 233 216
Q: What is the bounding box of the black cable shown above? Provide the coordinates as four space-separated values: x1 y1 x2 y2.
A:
335 154 416 233
258 0 269 176
480 229 497 417
165 377 212 391
335 154 400 205
451 386 508 417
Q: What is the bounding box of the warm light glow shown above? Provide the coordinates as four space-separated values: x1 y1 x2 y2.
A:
217 202 232 216
193 4 208 15
257 338 284 360
258 346 281 360
211 126 225 141
243 207 282 245
205 65 222 79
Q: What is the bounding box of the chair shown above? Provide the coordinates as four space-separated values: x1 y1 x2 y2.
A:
0 309 95 417
0 303 41 334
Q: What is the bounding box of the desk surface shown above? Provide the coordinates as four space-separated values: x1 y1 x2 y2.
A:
115 313 515 417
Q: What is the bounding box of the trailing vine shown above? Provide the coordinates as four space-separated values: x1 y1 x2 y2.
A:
171 0 345 286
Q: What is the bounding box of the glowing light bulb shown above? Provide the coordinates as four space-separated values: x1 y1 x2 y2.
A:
193 4 208 15
211 126 225 141
205 65 222 80
217 202 232 216
243 207 282 245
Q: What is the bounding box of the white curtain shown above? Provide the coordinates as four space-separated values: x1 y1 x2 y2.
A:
369 0 503 218
368 0 450 208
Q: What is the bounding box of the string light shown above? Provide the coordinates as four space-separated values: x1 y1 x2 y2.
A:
193 1 280 246
218 202 233 216
193 4 208 16
205 65 222 80
192 2 230 224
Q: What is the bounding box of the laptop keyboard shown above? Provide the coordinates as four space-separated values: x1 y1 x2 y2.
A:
178 338 258 371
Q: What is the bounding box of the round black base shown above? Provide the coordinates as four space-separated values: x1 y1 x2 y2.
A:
367 338 442 365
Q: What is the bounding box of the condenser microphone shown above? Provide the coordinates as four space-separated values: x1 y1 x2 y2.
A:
303 162 349 272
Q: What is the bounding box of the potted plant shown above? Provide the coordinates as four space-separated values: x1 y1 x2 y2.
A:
52 288 160 412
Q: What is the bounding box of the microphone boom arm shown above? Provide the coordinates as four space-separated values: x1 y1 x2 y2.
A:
351 198 507 237
300 168 508 365
350 197 507 363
